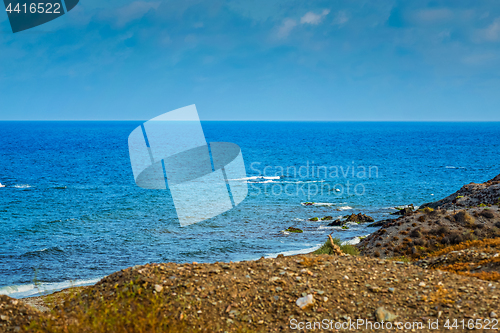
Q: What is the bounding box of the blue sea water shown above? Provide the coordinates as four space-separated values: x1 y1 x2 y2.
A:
0 121 499 298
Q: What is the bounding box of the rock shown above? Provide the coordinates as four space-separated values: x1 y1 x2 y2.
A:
367 219 394 227
1 315 8 321
285 227 303 233
296 294 314 310
154 284 163 292
309 217 319 221
491 311 498 318
327 219 344 226
454 211 475 225
421 173 500 209
480 210 494 219
344 213 374 223
321 216 333 221
391 206 414 216
375 307 398 322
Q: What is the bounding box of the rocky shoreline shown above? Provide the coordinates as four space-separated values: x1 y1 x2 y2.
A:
1 174 500 332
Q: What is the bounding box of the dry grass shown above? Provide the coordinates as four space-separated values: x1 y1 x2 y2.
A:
26 281 254 333
428 238 500 258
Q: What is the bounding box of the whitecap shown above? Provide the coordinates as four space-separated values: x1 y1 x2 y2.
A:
0 277 102 299
341 234 371 246
13 184 31 189
230 176 280 181
301 202 336 207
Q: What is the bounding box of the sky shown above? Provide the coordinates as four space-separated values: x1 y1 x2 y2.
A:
1 0 500 121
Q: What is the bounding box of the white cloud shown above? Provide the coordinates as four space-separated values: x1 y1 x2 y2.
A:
414 9 452 22
114 1 160 27
481 18 500 41
300 9 330 25
332 11 349 26
276 18 297 38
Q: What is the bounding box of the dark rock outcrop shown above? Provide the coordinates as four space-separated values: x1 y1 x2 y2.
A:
421 173 500 209
344 213 374 223
327 219 344 227
367 219 395 228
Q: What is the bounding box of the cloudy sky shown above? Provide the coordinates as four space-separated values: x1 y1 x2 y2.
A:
1 0 500 120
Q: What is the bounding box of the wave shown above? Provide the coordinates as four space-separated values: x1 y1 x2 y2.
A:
230 176 281 181
265 244 322 258
445 166 466 169
13 184 31 189
21 246 65 258
341 234 370 246
301 202 335 206
337 206 353 210
0 277 102 299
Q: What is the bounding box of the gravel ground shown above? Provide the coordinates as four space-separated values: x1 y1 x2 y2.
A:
2 253 500 332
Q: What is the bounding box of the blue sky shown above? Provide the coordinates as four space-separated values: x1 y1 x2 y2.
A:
1 0 500 120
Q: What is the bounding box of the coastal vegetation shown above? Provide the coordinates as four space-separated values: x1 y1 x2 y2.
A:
1 173 500 332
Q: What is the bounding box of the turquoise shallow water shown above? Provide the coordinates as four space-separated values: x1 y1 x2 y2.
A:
0 121 499 297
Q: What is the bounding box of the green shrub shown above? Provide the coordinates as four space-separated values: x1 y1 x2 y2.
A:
313 237 359 256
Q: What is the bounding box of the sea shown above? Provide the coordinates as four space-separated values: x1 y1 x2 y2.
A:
0 121 499 298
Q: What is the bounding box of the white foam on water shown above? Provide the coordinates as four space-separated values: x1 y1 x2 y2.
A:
337 206 353 210
230 176 280 181
265 244 323 258
13 184 31 189
341 234 371 246
0 277 102 299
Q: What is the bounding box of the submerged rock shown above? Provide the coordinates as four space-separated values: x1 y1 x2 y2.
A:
327 219 344 227
285 227 303 233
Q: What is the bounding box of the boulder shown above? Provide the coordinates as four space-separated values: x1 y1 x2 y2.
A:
391 205 414 216
285 227 303 233
327 219 344 227
344 213 374 223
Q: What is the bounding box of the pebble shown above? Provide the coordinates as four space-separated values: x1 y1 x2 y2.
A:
296 294 314 309
491 311 498 318
375 307 398 322
154 284 163 292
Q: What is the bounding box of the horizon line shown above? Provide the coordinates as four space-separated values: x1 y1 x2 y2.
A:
1 120 500 122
